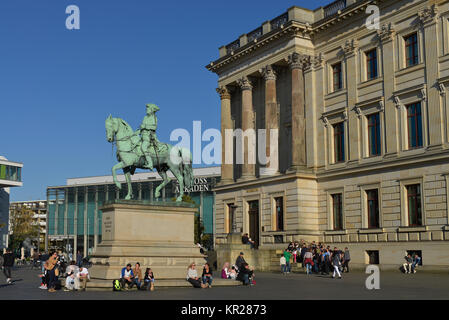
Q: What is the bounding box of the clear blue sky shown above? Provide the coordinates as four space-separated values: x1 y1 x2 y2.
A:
1 0 331 201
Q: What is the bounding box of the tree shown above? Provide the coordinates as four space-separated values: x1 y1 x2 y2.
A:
9 206 39 251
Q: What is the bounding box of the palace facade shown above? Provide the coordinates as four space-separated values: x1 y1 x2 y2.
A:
208 0 449 268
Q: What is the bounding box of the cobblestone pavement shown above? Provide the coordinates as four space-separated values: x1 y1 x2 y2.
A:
0 266 448 300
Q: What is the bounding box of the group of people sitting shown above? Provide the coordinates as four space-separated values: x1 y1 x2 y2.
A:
221 252 255 285
119 263 155 291
186 251 256 288
403 253 421 274
37 251 90 292
280 241 351 279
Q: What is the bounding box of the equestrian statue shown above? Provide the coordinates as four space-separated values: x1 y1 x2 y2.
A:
105 103 193 202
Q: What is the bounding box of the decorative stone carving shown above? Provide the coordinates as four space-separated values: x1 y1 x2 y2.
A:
320 115 330 128
261 65 277 81
421 88 427 102
237 76 253 91
342 39 358 56
393 96 404 109
312 53 325 69
342 110 348 121
354 106 362 119
379 100 385 112
418 5 439 27
216 86 231 100
378 22 395 43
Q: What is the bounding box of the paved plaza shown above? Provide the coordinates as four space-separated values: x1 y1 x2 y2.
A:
0 266 448 300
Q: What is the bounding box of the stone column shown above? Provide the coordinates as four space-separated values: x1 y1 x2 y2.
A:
237 76 256 180
83 187 88 257
74 188 78 255
94 186 98 249
343 39 361 162
261 65 279 175
420 5 444 149
288 53 307 172
379 23 399 157
216 86 233 184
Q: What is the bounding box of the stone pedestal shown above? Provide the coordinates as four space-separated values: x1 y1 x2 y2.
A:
89 201 205 280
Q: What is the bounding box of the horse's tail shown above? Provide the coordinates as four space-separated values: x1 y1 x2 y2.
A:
180 148 193 188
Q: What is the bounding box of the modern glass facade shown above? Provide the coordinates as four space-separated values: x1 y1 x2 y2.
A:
46 168 220 256
0 164 21 182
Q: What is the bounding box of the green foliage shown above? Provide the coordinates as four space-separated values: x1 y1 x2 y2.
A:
9 206 39 251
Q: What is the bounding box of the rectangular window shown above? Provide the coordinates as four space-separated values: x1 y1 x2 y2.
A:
366 49 378 80
407 102 423 149
368 113 381 156
405 33 419 67
227 203 235 234
407 184 422 226
274 197 284 231
366 189 380 229
366 250 380 264
333 122 345 162
332 62 343 91
332 193 343 230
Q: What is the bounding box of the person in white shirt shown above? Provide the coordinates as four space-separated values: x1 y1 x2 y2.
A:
186 263 207 288
77 267 90 291
280 255 287 274
64 271 80 291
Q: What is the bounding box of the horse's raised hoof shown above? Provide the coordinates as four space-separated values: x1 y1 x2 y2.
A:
115 182 122 190
176 196 183 202
154 191 160 199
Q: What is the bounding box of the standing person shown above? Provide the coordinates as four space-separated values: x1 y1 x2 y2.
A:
76 250 83 268
280 254 287 275
44 251 60 292
331 248 342 279
3 248 14 284
321 249 330 275
303 249 314 275
283 249 292 274
186 263 206 288
132 262 143 289
202 263 213 288
342 247 351 273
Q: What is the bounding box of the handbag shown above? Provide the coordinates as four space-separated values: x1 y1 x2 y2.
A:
55 268 60 276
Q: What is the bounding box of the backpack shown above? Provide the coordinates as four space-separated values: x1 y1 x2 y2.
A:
112 279 122 291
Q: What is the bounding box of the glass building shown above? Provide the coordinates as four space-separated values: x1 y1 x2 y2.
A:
0 156 23 249
46 167 220 256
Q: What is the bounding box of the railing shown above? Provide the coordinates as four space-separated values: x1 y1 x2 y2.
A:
270 12 288 31
226 39 240 55
247 27 262 43
324 0 346 18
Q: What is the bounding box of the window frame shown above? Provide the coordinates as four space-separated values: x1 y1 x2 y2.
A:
365 49 378 80
404 33 419 68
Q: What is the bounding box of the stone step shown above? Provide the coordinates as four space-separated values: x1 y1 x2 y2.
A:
87 278 241 291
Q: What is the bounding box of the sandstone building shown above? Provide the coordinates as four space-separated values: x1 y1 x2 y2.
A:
207 0 449 268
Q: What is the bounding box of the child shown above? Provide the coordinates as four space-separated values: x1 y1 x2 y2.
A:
280 255 287 274
143 268 155 291
292 248 298 264
229 266 237 280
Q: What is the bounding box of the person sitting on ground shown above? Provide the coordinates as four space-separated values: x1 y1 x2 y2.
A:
64 271 80 291
78 266 90 291
229 266 237 280
143 268 155 291
202 263 213 288
236 263 253 285
132 262 142 289
411 253 421 273
120 263 135 290
186 263 207 288
221 262 230 279
235 252 246 272
403 254 413 274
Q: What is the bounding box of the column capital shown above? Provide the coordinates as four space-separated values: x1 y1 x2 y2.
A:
216 86 231 100
418 4 439 28
311 53 325 69
378 22 396 43
261 65 277 81
237 76 253 91
287 52 311 70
